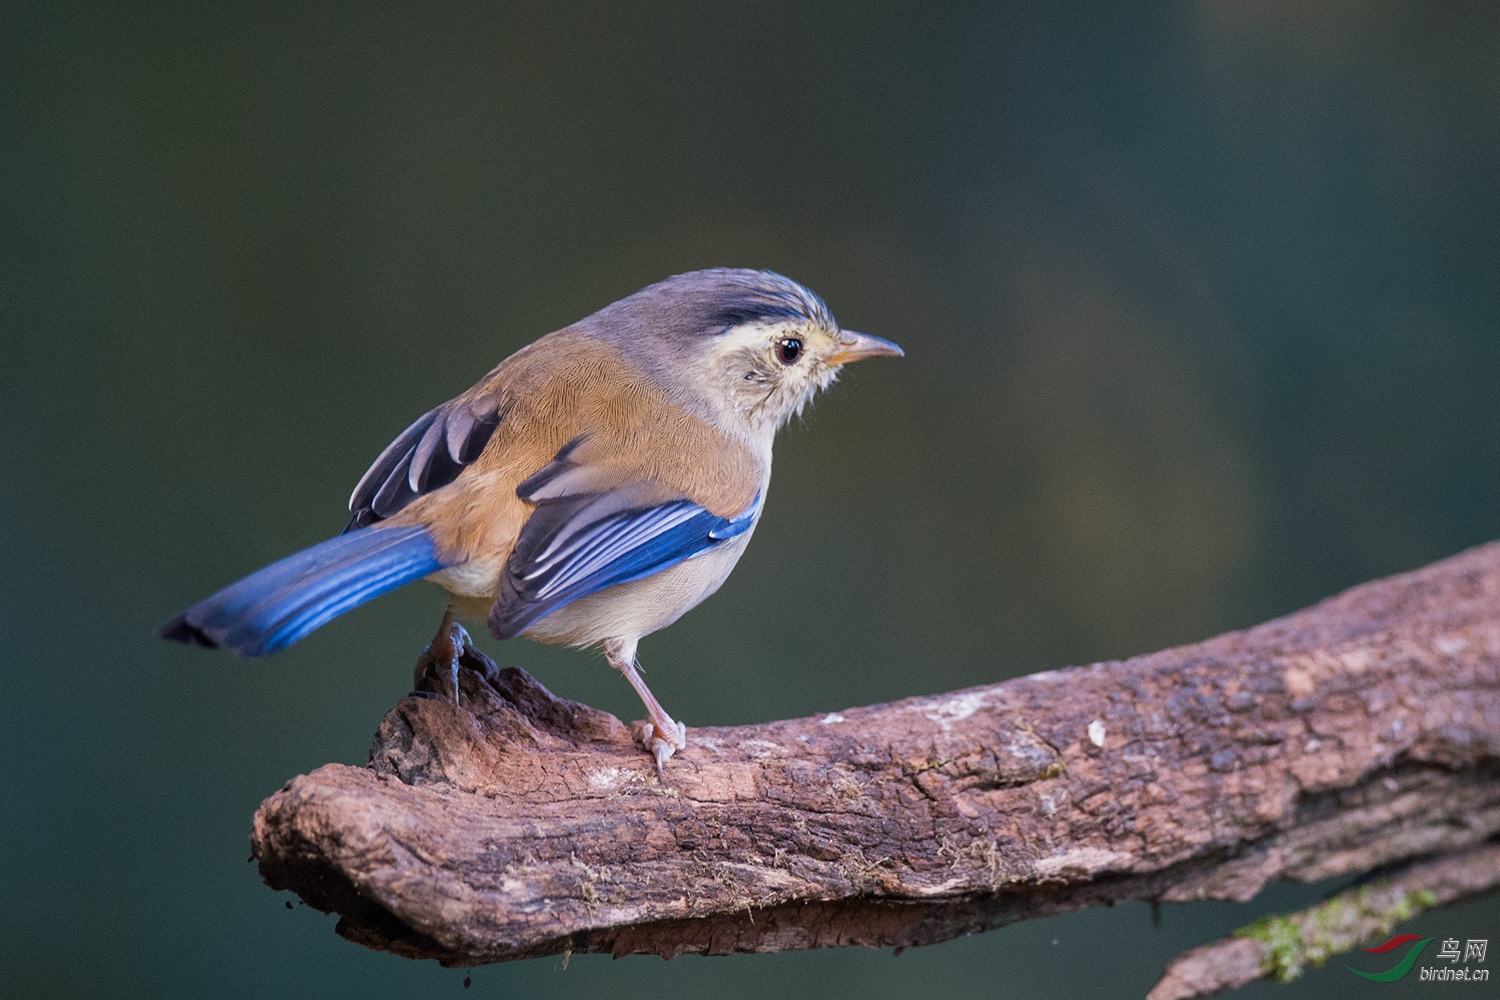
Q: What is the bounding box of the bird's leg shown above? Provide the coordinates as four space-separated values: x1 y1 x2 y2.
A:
418 605 469 708
604 638 686 775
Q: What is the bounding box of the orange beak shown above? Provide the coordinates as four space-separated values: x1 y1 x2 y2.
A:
825 330 905 366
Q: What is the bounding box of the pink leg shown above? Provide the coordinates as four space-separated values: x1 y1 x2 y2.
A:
604 638 686 774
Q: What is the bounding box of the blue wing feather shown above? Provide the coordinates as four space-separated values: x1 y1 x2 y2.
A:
489 489 757 640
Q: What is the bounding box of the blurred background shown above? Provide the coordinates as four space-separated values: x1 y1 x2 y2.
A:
4 2 1497 997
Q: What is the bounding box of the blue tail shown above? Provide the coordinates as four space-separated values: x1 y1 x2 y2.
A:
157 525 444 657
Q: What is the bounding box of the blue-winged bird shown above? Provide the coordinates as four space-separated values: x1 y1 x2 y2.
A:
158 269 902 771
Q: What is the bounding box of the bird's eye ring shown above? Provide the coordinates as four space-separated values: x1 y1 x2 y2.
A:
776 337 803 364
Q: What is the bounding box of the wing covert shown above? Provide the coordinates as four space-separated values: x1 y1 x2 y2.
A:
489 440 757 639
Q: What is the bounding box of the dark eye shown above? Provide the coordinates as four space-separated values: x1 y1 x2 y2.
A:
776 337 803 364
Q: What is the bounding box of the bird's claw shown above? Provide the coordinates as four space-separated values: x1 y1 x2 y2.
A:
631 718 687 777
445 623 472 708
652 737 674 776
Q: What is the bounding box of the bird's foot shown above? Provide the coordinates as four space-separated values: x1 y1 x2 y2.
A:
416 612 472 708
630 717 687 776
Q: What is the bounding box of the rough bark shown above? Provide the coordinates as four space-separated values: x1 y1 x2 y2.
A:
251 542 1500 969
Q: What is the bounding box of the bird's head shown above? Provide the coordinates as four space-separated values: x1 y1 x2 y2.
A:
585 268 903 439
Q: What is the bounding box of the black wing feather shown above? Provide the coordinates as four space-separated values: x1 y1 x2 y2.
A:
344 397 505 532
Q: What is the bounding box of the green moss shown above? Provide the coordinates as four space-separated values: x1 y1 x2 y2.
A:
1234 882 1441 983
1238 913 1311 982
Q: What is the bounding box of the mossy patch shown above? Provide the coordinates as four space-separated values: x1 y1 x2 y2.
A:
1234 884 1439 982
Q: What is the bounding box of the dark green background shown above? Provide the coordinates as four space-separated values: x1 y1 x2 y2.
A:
4 3 1496 998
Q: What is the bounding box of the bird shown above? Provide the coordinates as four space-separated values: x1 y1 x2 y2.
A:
157 268 903 772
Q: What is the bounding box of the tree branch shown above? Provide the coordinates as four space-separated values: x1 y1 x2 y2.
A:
1147 842 1500 999
251 542 1500 972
